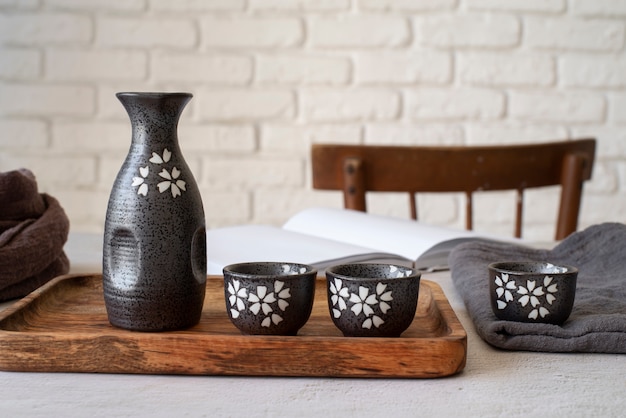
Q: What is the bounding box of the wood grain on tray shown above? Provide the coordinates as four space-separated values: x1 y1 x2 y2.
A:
0 274 466 378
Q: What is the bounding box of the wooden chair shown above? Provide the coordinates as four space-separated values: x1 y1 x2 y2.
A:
311 139 596 240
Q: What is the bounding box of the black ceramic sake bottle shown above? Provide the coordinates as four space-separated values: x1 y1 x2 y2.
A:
103 92 206 331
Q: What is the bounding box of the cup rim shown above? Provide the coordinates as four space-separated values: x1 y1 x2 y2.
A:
223 261 317 279
326 263 421 282
488 261 578 275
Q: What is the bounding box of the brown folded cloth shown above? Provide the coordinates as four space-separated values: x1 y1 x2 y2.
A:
0 169 70 301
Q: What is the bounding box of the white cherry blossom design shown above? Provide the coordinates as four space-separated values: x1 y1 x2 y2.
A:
131 148 187 199
495 272 562 321
157 167 187 198
280 264 307 275
531 306 550 320
375 282 393 314
227 279 247 319
544 275 558 305
274 280 291 311
494 272 517 309
329 278 350 318
333 281 395 329
261 313 283 328
226 280 294 329
517 280 544 308
149 148 172 164
248 286 276 316
131 165 149 196
389 265 413 278
517 280 547 320
362 315 384 329
359 283 393 329
349 286 378 317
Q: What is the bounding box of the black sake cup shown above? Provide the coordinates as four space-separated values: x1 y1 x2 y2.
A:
223 262 316 335
325 263 421 337
489 261 578 325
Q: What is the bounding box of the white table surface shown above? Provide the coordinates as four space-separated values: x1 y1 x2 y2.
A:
1 233 624 418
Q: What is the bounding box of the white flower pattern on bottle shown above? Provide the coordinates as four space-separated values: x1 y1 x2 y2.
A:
130 148 187 199
493 274 561 320
149 148 171 164
157 167 186 198
131 165 150 196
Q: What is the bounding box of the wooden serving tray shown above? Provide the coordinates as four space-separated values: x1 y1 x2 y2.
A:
0 274 466 378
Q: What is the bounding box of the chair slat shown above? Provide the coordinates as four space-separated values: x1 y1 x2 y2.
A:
312 139 596 240
515 189 524 239
409 193 417 220
465 191 473 231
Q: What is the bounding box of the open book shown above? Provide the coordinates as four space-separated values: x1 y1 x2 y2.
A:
207 208 519 274
206 207 521 275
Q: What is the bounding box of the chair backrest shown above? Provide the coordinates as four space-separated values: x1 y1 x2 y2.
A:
311 139 596 240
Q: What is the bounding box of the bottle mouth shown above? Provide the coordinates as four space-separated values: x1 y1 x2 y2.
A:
116 92 192 99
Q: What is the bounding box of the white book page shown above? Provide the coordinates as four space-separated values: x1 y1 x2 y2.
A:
206 224 409 275
282 207 489 260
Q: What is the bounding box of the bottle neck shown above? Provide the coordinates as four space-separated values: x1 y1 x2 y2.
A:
116 92 191 146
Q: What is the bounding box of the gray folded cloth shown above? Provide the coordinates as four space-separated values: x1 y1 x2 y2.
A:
449 223 626 353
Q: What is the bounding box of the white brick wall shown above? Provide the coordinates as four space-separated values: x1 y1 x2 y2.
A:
417 14 520 48
0 83 95 115
152 52 252 84
560 54 626 87
96 17 197 48
458 52 555 87
525 17 624 51
0 12 91 45
46 49 147 81
355 51 450 84
309 15 410 47
0 47 40 79
509 91 605 123
201 17 303 48
196 88 295 120
257 54 350 85
301 88 400 121
406 88 504 120
0 0 624 240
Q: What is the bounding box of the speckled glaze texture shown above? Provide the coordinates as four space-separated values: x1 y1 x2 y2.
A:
489 261 578 325
325 263 421 337
103 92 206 332
223 262 316 336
